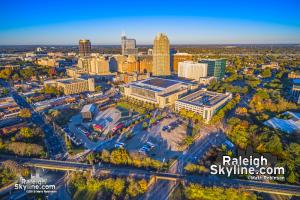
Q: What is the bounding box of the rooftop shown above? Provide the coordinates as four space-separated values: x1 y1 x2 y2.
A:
57 78 85 84
177 90 232 107
141 78 180 88
293 78 300 85
81 104 96 113
263 111 300 134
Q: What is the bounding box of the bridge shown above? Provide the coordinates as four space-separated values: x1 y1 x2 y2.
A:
1 155 300 196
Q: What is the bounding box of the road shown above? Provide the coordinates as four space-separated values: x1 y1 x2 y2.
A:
0 80 66 159
143 129 228 200
1 155 300 197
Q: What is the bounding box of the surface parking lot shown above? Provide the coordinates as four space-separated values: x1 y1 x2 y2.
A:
118 114 188 161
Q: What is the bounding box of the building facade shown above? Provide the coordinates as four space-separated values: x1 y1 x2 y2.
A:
44 78 95 95
139 55 153 74
122 77 197 108
175 89 232 123
199 59 226 80
79 39 91 57
178 61 208 81
292 79 300 104
121 34 138 55
173 53 193 74
152 33 170 76
78 56 110 75
288 72 300 79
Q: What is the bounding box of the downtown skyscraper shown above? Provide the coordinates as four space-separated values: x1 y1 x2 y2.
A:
121 33 138 55
79 39 91 57
152 33 170 76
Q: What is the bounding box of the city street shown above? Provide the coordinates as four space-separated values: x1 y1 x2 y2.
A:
0 80 66 159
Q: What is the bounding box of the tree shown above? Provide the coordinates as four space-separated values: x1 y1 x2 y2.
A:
1 88 9 96
261 68 272 78
95 86 102 92
86 153 95 164
287 171 297 184
101 149 111 162
65 134 72 151
19 108 32 118
110 148 131 165
20 68 34 79
149 118 155 125
19 127 33 138
0 68 13 80
142 122 148 129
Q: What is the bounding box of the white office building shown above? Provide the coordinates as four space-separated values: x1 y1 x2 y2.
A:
178 61 208 81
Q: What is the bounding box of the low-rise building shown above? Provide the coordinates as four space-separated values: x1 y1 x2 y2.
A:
0 97 21 120
44 78 95 95
263 111 300 134
260 62 279 70
175 89 232 123
122 77 197 108
81 104 97 121
288 71 300 79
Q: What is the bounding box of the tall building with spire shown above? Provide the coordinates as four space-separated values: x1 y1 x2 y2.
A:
121 33 138 55
79 39 91 57
152 33 170 76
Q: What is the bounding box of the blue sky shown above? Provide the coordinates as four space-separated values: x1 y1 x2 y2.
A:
0 0 300 45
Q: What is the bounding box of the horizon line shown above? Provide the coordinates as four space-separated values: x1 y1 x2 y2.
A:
0 43 300 46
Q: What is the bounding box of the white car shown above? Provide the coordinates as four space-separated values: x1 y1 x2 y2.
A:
114 142 125 148
146 142 155 149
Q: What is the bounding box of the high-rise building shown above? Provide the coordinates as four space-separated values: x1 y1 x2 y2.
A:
173 53 193 73
78 57 110 75
178 61 208 81
139 55 153 73
121 33 138 55
90 57 110 74
152 33 170 76
79 39 91 57
199 59 226 80
170 48 177 72
122 55 139 73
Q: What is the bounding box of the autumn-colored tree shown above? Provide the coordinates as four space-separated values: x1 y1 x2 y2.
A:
19 108 32 118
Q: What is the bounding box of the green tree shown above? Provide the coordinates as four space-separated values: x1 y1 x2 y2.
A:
95 86 102 92
261 68 272 78
20 127 33 138
142 122 148 129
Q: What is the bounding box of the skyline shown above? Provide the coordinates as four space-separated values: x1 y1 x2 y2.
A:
1 0 300 45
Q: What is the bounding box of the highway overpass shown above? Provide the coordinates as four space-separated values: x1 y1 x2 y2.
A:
1 155 299 196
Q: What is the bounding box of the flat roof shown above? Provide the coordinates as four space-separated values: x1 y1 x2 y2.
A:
81 104 95 113
293 79 300 85
177 90 231 107
58 78 84 84
264 114 300 134
142 78 179 88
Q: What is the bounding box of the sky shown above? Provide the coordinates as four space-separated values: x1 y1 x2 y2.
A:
0 0 300 45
